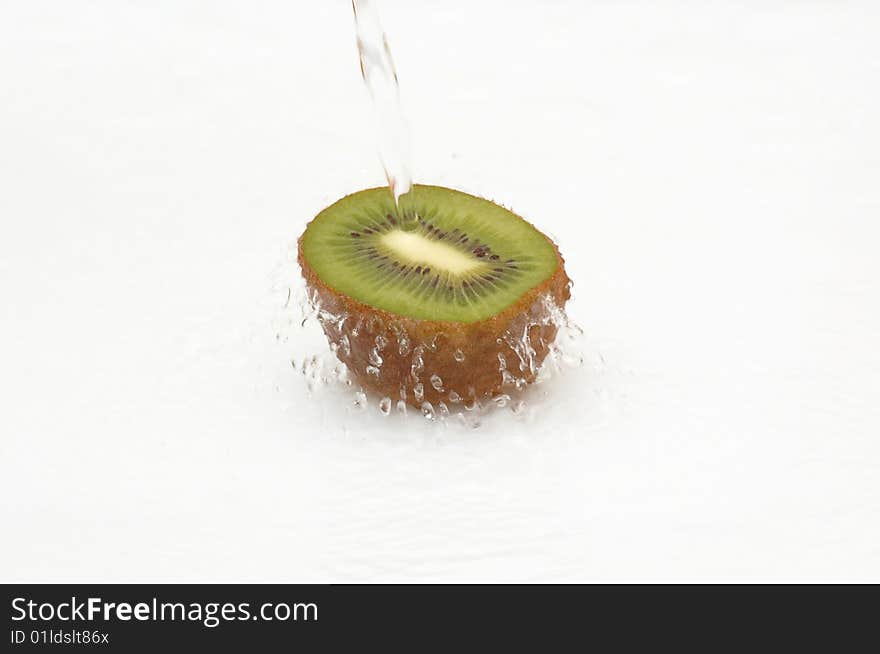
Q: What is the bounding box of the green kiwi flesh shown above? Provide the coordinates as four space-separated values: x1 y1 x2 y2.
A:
299 185 560 323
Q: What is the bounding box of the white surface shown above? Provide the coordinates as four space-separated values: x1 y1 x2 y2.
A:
1 1 879 582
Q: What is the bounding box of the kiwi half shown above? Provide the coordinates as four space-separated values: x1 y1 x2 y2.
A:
298 184 570 409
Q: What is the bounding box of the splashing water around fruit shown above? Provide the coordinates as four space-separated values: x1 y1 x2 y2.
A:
278 1 591 425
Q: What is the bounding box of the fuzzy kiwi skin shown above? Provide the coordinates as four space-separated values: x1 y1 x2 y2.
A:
297 199 571 409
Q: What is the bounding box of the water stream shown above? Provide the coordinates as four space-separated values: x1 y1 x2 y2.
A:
352 0 413 207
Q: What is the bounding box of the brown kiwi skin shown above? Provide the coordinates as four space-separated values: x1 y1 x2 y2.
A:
297 191 571 409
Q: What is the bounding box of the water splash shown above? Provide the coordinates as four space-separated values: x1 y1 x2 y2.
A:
272 243 597 430
352 0 413 207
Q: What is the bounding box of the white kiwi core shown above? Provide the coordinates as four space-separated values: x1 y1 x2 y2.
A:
380 230 485 275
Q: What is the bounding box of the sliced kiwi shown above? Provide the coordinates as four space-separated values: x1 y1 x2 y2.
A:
298 184 570 408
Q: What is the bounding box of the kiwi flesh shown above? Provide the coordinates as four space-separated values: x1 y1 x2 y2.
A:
298 184 570 409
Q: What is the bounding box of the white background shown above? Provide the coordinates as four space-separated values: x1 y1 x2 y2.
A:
2 1 878 582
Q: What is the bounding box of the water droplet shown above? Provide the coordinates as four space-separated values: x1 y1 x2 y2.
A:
366 365 380 377
353 391 367 410
396 400 408 415
453 349 465 363
410 347 425 382
378 397 392 416
464 397 480 412
430 374 443 391
369 348 383 367
421 402 436 421
492 394 510 408
448 390 462 404
413 383 424 401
